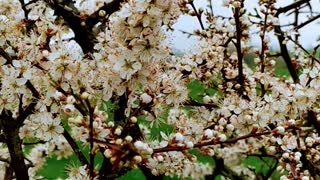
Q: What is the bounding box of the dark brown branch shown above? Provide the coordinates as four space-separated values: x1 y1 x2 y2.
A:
44 0 123 54
85 99 95 180
3 126 29 180
274 24 300 83
296 13 320 30
306 110 320 134
233 6 244 88
207 0 214 17
18 0 31 20
23 140 47 145
189 1 205 30
183 100 218 109
152 131 271 155
16 81 40 125
0 134 5 142
86 0 124 29
276 0 310 16
258 4 270 96
0 157 10 164
112 92 128 125
44 0 94 54
286 35 320 64
62 129 89 166
4 165 14 180
25 80 40 98
0 47 13 65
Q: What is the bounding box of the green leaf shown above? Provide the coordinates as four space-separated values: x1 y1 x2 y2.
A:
116 168 146 180
187 80 206 103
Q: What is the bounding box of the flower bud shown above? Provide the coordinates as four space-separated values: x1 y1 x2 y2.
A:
130 116 138 123
140 93 153 104
218 134 227 141
104 149 112 158
115 138 123 145
282 152 289 159
174 133 184 142
98 10 106 17
125 135 133 142
204 129 213 139
157 155 164 162
80 92 89 100
66 95 76 104
114 128 122 136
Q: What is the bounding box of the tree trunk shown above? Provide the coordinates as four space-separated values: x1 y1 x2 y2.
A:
4 127 29 180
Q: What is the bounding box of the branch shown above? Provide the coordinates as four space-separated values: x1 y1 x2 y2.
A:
43 0 94 54
43 0 123 54
189 1 205 30
62 129 89 166
0 157 10 164
18 0 31 20
86 0 124 29
112 92 128 125
273 23 300 83
0 47 13 65
16 81 40 125
183 100 218 109
56 86 88 116
4 165 14 180
0 134 5 143
233 6 245 89
276 0 310 16
306 110 320 134
3 127 29 179
296 13 320 30
85 99 95 179
152 131 271 155
23 140 47 145
286 35 320 64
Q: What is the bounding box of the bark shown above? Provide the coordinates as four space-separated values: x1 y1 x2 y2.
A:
4 127 29 180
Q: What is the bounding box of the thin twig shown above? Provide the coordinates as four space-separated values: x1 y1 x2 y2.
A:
189 1 205 30
276 0 310 16
152 131 271 155
85 99 95 180
296 13 320 30
62 129 89 166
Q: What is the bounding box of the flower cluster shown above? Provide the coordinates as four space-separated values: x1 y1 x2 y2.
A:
0 0 320 179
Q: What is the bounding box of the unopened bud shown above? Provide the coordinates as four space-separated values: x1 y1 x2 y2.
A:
99 10 106 17
104 149 112 158
125 135 133 142
66 95 76 104
133 155 142 163
80 92 89 100
130 116 137 123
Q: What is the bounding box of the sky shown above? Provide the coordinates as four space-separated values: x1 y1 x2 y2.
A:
170 0 320 52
